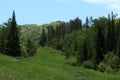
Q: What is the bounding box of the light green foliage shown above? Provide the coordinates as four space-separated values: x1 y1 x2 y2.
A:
20 38 36 58
21 44 28 58
98 52 120 73
62 29 87 65
20 24 41 45
42 21 62 28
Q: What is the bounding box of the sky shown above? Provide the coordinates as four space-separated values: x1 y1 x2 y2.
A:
0 0 120 25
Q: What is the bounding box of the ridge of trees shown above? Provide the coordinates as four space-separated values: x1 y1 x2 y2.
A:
39 12 120 73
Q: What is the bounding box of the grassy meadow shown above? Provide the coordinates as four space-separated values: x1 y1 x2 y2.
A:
0 47 120 80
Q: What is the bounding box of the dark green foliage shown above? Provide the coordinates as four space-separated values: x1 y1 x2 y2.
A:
39 27 47 47
85 16 93 28
0 27 2 53
0 12 39 58
106 12 116 52
115 22 120 57
93 17 107 64
45 17 82 50
82 60 95 69
85 17 89 28
44 13 120 73
0 27 4 53
74 17 82 30
4 11 21 56
1 19 12 54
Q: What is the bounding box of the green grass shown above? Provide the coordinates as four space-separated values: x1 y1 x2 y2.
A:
0 47 120 80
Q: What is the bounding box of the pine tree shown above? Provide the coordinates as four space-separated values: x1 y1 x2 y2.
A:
39 27 47 47
0 26 5 53
0 27 2 53
5 11 21 56
74 17 82 30
85 17 89 28
106 12 116 52
92 17 107 65
116 21 120 58
50 26 55 39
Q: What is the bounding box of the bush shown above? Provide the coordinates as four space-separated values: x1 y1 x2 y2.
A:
65 56 77 66
98 62 113 73
27 38 36 56
98 52 120 73
28 47 36 56
82 60 95 69
21 45 28 58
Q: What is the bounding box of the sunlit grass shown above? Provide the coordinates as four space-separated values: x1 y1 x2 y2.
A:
0 47 120 80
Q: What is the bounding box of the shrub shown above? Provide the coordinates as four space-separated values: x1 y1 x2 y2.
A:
98 62 113 73
82 60 95 69
65 56 77 66
21 45 28 58
27 38 36 56
98 52 120 73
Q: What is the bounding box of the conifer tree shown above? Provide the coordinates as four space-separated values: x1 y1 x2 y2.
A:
39 27 47 47
85 17 89 28
5 11 21 56
74 17 82 30
0 26 5 53
106 12 116 52
0 27 2 53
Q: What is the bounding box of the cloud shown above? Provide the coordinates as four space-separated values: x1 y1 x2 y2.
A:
109 4 120 10
83 0 120 10
84 0 120 4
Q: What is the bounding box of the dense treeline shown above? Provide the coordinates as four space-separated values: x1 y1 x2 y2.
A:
39 12 120 73
0 11 36 57
39 18 82 48
0 11 120 73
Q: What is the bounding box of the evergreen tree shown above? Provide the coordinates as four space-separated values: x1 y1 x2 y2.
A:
0 27 2 53
47 26 51 41
50 26 55 40
74 17 82 30
4 11 21 56
93 17 107 64
0 26 5 53
106 12 116 52
39 27 47 47
89 16 93 26
116 21 120 58
85 17 89 28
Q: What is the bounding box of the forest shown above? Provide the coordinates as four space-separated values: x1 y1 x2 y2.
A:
0 11 120 78
39 12 120 73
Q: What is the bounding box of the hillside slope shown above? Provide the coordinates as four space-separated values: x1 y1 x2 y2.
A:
0 47 120 80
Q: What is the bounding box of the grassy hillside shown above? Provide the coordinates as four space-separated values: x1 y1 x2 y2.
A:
0 47 120 80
